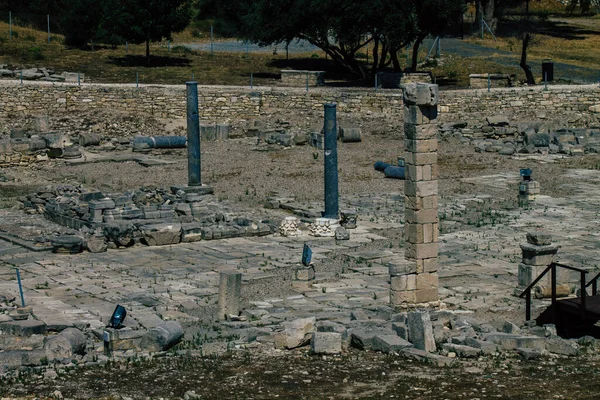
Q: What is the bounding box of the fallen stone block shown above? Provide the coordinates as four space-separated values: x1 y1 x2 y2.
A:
139 321 184 352
464 337 497 355
545 338 579 356
407 310 436 352
140 223 182 246
273 317 316 349
0 320 46 336
442 343 481 358
311 332 342 354
401 347 455 367
372 334 413 353
517 347 543 360
44 328 86 361
316 320 346 334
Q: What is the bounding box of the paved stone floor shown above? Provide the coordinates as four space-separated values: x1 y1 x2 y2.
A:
2 169 600 334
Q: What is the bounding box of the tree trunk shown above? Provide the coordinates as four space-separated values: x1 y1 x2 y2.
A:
146 40 151 67
372 37 379 74
482 0 497 33
520 32 535 85
390 48 400 72
410 35 425 73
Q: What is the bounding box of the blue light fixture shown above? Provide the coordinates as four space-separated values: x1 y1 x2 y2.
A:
520 168 532 181
108 305 127 329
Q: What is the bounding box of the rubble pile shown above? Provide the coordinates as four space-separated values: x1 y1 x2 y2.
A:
214 307 592 364
0 294 184 376
18 183 277 252
440 116 600 156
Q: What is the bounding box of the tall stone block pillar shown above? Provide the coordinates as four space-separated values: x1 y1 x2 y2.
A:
391 83 440 306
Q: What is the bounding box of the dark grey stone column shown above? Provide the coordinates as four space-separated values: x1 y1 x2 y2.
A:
323 103 339 219
186 81 201 186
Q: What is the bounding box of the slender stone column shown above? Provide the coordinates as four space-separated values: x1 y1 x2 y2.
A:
391 83 440 306
218 271 241 320
323 103 339 219
186 81 201 186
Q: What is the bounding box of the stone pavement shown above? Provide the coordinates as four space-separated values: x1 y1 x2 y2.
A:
2 170 600 335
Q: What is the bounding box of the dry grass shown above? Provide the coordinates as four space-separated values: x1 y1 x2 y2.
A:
0 16 596 87
465 15 600 79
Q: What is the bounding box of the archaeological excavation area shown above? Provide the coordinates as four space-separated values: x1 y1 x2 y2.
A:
1 78 600 398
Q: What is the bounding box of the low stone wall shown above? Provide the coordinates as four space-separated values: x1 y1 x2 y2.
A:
440 84 600 123
0 81 598 125
280 70 325 87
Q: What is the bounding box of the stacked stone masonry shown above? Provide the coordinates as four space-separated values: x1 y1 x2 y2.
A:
392 83 440 306
1 81 598 123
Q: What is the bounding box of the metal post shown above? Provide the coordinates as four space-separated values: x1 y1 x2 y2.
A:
47 14 50 43
581 271 587 319
306 74 309 92
136 72 139 89
186 81 201 186
210 25 214 55
551 264 557 324
168 40 171 52
16 268 25 307
9 11 12 39
323 103 339 219
487 74 491 92
250 73 253 89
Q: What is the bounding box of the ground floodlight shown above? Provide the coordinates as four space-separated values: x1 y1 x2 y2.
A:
108 305 127 329
520 168 532 181
302 243 313 266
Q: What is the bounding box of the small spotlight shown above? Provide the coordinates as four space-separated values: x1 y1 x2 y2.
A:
302 243 313 266
108 305 127 329
520 168 532 181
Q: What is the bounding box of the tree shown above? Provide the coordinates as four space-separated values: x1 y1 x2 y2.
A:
198 0 463 78
60 0 104 47
409 0 465 72
101 0 192 66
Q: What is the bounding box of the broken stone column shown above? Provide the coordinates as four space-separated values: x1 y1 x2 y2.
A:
518 232 560 287
391 83 439 306
218 271 242 320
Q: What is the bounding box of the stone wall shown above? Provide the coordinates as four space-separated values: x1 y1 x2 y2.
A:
0 81 598 124
440 84 600 123
0 81 403 121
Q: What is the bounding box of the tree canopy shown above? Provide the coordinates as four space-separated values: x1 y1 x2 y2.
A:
198 0 465 78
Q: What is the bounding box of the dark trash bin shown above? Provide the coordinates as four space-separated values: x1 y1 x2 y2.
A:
542 59 553 82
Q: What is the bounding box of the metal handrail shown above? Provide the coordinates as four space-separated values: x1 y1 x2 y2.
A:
585 272 600 296
519 262 588 322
